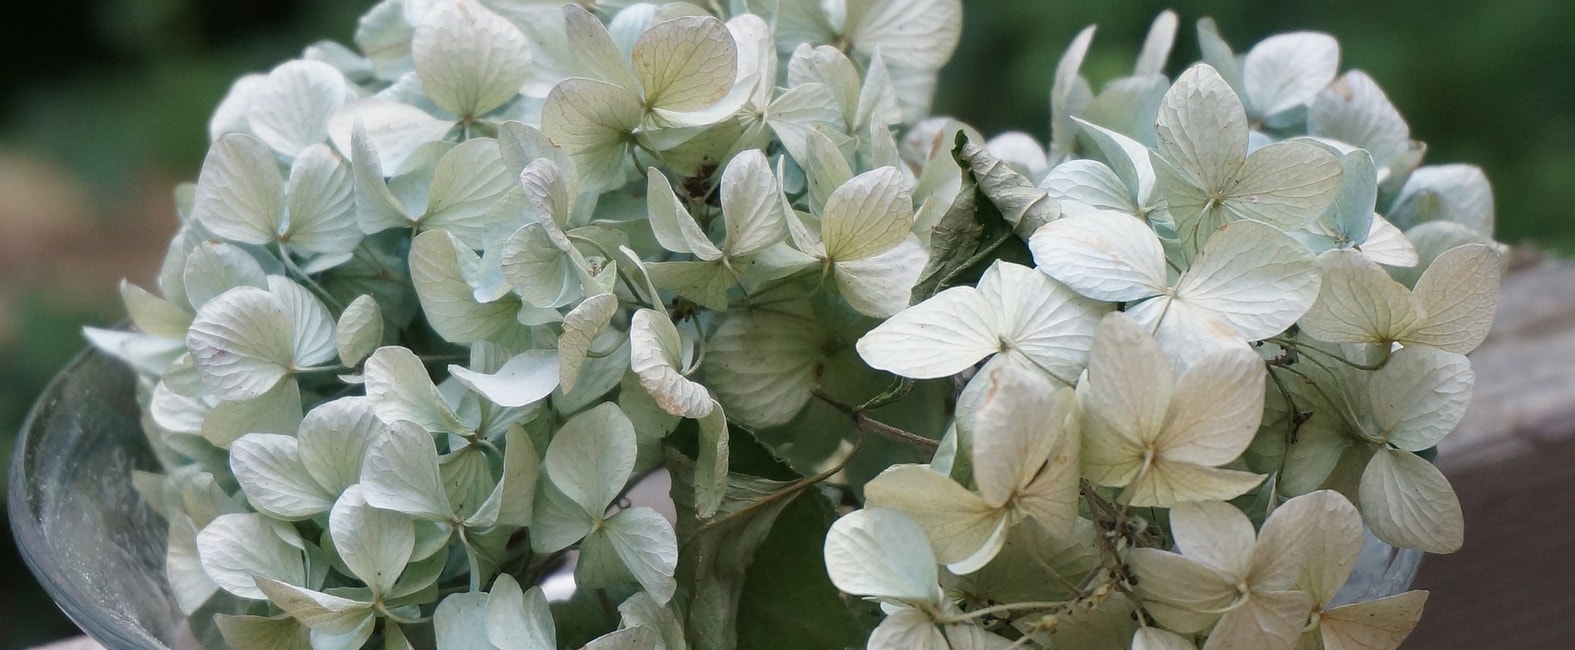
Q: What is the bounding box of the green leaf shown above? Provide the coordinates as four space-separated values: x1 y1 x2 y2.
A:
955 136 1060 234
412 1 530 118
733 490 867 650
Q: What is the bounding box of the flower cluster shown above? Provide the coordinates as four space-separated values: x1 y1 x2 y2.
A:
88 2 1499 649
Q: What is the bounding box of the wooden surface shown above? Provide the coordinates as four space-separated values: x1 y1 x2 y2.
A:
1410 260 1575 649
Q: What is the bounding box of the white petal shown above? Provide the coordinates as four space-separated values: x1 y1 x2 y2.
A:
1360 448 1464 553
1175 220 1322 341
249 60 348 158
856 286 999 378
824 508 941 604
196 513 306 600
449 350 560 408
193 134 285 246
1031 213 1167 303
412 1 532 117
629 309 714 418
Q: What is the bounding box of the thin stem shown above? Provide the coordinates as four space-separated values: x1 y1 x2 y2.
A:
934 232 1014 290
812 389 939 454
276 242 346 311
942 600 1070 624
686 436 865 542
1267 336 1392 372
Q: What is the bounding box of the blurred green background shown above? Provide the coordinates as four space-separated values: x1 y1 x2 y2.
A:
1 1 1569 647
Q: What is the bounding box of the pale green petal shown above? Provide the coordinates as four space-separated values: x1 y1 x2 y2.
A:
720 149 787 257
193 134 285 246
863 465 1002 570
541 78 642 193
633 16 736 112
410 229 524 344
545 402 637 516
1159 346 1265 467
196 513 307 600
1242 32 1339 124
298 397 383 496
560 293 621 392
330 485 414 596
486 574 555 650
1368 347 1473 452
254 577 374 636
833 235 927 318
703 306 829 428
869 608 949 650
1359 448 1463 553
1388 165 1494 235
334 294 383 367
1298 250 1423 345
363 346 468 434
1318 591 1427 650
1202 589 1313 650
821 166 914 262
230 433 334 519
434 592 500 650
411 1 531 118
449 350 560 408
1408 243 1500 354
360 421 452 521
421 138 515 247
186 287 292 401
248 60 347 158
1174 220 1322 341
